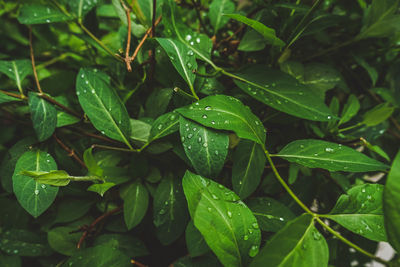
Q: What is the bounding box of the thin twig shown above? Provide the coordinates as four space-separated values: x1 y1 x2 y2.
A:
131 259 148 267
131 16 162 62
29 27 43 94
151 0 157 38
77 206 122 248
53 134 86 168
121 0 133 72
91 144 138 152
0 89 25 99
71 127 120 144
39 93 82 118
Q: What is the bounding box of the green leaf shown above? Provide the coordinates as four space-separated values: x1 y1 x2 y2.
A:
87 182 115 197
83 147 103 177
156 38 197 91
47 226 80 256
20 170 71 186
339 95 360 125
0 254 21 267
0 229 51 257
185 220 210 257
12 150 59 217
148 111 179 142
233 66 335 122
0 59 32 91
177 95 266 146
145 88 173 118
326 183 387 242
56 111 80 127
182 171 261 267
232 140 266 199
17 4 71 25
68 0 99 19
384 150 400 251
302 63 344 96
93 234 149 257
362 103 395 126
250 214 329 267
0 92 21 104
247 197 296 233
209 0 235 34
28 92 57 142
121 181 149 230
277 139 388 172
224 14 285 47
153 174 189 245
53 198 93 224
130 119 151 142
354 55 378 86
179 117 229 178
76 68 132 148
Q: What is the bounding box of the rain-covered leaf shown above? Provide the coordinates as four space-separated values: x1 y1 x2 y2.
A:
18 5 71 24
209 0 235 34
28 92 57 142
0 59 32 91
0 229 51 257
148 111 179 142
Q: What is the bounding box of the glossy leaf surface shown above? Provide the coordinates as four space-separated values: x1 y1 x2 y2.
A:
121 181 149 230
18 5 71 24
209 0 235 33
28 92 57 142
0 59 32 90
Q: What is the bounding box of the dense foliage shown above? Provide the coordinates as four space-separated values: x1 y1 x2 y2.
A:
1 0 400 266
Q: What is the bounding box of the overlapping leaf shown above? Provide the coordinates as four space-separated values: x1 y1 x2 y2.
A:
28 92 57 142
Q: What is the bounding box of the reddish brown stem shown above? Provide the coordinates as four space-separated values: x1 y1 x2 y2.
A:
53 134 86 168
29 27 43 94
121 0 133 72
0 89 25 99
39 93 82 118
131 16 162 63
131 259 148 267
71 127 120 144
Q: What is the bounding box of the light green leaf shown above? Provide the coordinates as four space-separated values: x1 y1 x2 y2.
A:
250 214 329 267
247 197 296 233
56 111 80 127
156 38 197 90
76 68 132 148
233 66 335 122
362 103 394 126
224 14 285 47
179 117 229 178
0 59 32 91
177 95 266 146
339 95 360 125
47 226 80 256
153 174 189 245
68 0 99 19
12 150 58 218
384 150 400 251
121 181 149 230
87 182 115 197
326 184 387 242
20 170 70 186
28 92 57 142
130 119 151 143
182 171 261 267
232 140 266 199
277 139 388 172
83 147 103 177
18 5 71 25
0 92 21 104
209 0 235 34
148 111 179 142
137 0 164 26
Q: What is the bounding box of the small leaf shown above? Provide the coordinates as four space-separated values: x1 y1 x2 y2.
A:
87 183 115 197
179 117 229 178
76 68 132 147
362 103 394 126
130 119 151 143
326 184 387 242
224 14 285 47
20 170 70 186
28 92 57 142
339 95 360 125
277 139 388 172
0 92 21 104
384 150 400 251
148 111 180 142
0 59 32 91
68 0 99 19
83 147 103 177
232 140 266 199
177 95 266 146
12 150 58 217
18 4 71 25
182 171 261 266
121 181 149 230
250 214 329 267
209 0 235 33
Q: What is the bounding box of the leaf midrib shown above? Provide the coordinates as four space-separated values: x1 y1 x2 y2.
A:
165 39 193 89
238 142 256 196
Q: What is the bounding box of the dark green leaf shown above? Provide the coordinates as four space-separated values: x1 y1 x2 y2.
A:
0 59 32 91
0 229 51 257
339 95 360 125
362 103 395 126
209 0 235 34
121 181 149 230
47 226 80 256
18 5 71 24
93 234 149 257
68 0 99 19
28 92 57 142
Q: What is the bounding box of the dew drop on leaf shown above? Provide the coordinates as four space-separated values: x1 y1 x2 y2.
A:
248 245 259 257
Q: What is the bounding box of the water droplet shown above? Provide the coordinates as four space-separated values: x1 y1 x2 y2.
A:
276 100 282 105
198 137 202 143
248 229 253 234
252 223 259 229
170 56 175 61
211 194 219 200
255 121 260 125
193 127 197 131
227 211 232 218
312 231 321 240
159 208 166 215
164 201 169 205
300 144 305 148
185 35 192 41
83 89 87 93
203 143 208 148
190 41 194 46
327 116 332 120
81 74 85 78
186 62 193 69
205 106 212 111
272 83 276 87
101 130 105 134
361 188 366 193
187 133 193 139
77 91 80 95
46 19 51 23
91 89 95 93
202 114 208 119
207 207 212 212
214 150 219 155
314 153 318 156
157 124 163 130
244 235 249 240
34 189 39 195
187 145 192 150
248 245 259 257
181 136 185 142
41 184 46 189
325 147 334 153
13 249 18 254
187 50 194 56
85 80 89 84
195 102 200 106
33 13 37 17
279 217 284 221
170 115 176 120
298 92 304 95
196 37 201 43
211 121 215 125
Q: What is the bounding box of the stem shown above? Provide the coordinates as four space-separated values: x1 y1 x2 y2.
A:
0 89 25 100
39 93 82 118
29 27 43 94
53 134 86 168
315 217 388 265
151 0 157 37
191 0 209 35
91 144 139 152
69 175 104 182
173 87 199 101
121 0 133 72
193 69 221 77
338 122 363 133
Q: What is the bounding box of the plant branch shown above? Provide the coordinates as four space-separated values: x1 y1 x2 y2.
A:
39 93 82 118
151 0 157 37
91 144 139 152
0 89 25 99
121 0 133 72
29 27 43 94
53 134 86 168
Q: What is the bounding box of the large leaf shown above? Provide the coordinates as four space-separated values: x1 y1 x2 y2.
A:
179 117 229 178
76 68 132 147
232 140 266 199
209 0 235 34
121 181 149 230
12 150 59 218
182 171 261 267
156 38 197 91
28 92 57 142
224 14 285 47
250 214 329 267
177 95 266 146
153 174 189 245
18 4 71 24
0 229 51 257
276 139 388 172
234 66 335 122
384 150 400 251
0 59 32 91
68 0 99 19
326 184 386 242
47 226 81 256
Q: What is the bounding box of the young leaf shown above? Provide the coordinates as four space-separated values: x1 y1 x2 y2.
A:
148 111 179 142
232 140 266 199
247 197 296 233
20 170 71 186
209 0 235 34
153 174 189 245
18 5 71 24
250 214 329 267
182 171 261 266
362 103 394 126
383 150 400 252
12 150 59 217
156 38 197 91
83 147 103 177
0 59 32 92
28 92 57 142
233 66 335 122
224 14 285 47
179 117 229 178
277 139 388 172
177 95 266 146
339 95 360 125
76 68 132 148
121 181 149 230
326 184 387 242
